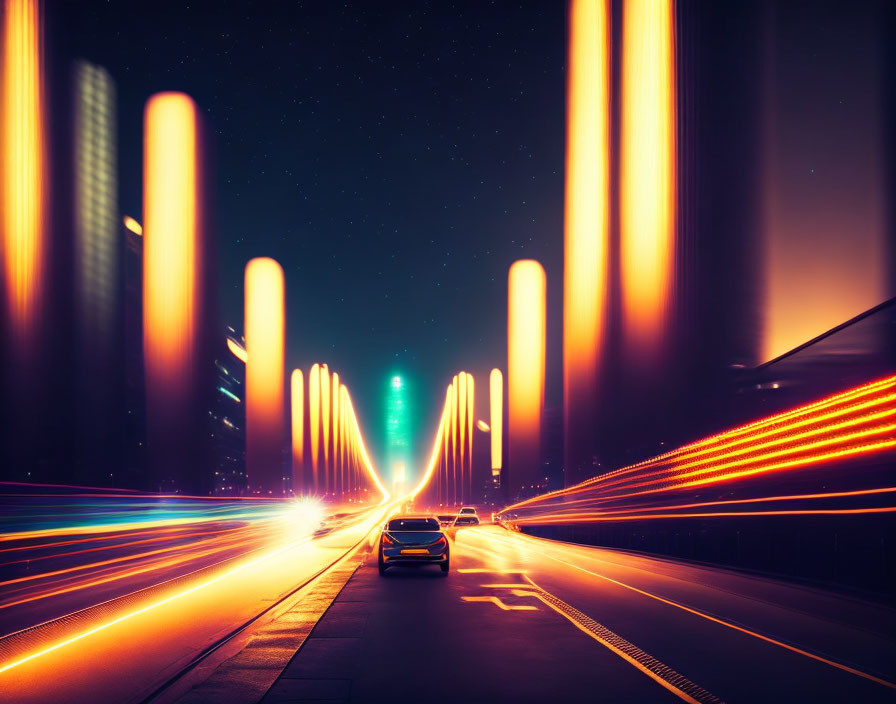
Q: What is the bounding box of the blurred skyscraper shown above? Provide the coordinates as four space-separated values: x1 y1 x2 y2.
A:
73 61 123 486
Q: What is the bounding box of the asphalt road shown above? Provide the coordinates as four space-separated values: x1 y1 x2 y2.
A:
264 523 896 704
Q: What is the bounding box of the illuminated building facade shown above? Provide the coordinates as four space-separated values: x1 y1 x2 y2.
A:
210 328 247 495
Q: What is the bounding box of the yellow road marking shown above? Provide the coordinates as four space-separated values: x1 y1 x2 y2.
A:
493 530 896 692
521 576 721 704
461 596 538 611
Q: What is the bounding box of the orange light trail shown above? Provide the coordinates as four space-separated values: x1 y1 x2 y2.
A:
340 385 349 494
0 528 319 676
321 364 331 491
409 390 450 501
341 388 389 502
0 525 237 567
1 0 45 346
300 364 388 500
466 372 474 500
620 0 675 361
507 505 896 526
441 385 450 504
586 401 896 497
291 368 304 485
459 372 467 503
333 372 341 494
451 375 458 504
502 375 896 524
309 363 320 489
0 524 272 607
0 510 272 543
517 486 896 519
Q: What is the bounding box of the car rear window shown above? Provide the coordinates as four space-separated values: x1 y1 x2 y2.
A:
388 518 439 531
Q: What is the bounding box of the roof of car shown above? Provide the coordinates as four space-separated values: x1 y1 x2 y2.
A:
389 514 437 521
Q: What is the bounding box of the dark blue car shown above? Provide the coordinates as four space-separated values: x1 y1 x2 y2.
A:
378 516 449 576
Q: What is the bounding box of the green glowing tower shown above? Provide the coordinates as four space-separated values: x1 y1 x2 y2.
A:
385 374 412 488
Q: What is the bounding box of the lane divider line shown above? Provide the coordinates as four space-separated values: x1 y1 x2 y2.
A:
520 576 724 704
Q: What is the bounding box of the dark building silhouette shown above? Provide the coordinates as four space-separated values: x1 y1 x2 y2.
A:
210 328 248 495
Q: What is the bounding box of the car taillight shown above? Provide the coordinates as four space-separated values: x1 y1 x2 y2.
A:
429 536 447 549
382 533 395 546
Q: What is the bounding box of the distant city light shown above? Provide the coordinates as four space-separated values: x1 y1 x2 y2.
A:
217 386 241 403
226 337 247 363
123 215 143 236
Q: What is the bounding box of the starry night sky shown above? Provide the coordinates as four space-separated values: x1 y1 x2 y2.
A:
58 0 568 465
53 0 894 474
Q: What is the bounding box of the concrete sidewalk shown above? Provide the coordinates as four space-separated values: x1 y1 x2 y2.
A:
170 556 365 704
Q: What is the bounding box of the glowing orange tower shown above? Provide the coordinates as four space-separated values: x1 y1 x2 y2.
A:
1 0 46 356
564 0 610 487
0 0 50 483
290 369 304 492
620 0 676 366
489 368 503 483
245 257 286 495
508 260 546 498
143 92 213 492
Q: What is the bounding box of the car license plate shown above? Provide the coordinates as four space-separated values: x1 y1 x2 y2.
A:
400 549 428 555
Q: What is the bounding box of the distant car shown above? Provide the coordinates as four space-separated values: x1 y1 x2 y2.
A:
436 514 456 527
453 515 480 527
458 506 477 515
379 515 449 576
